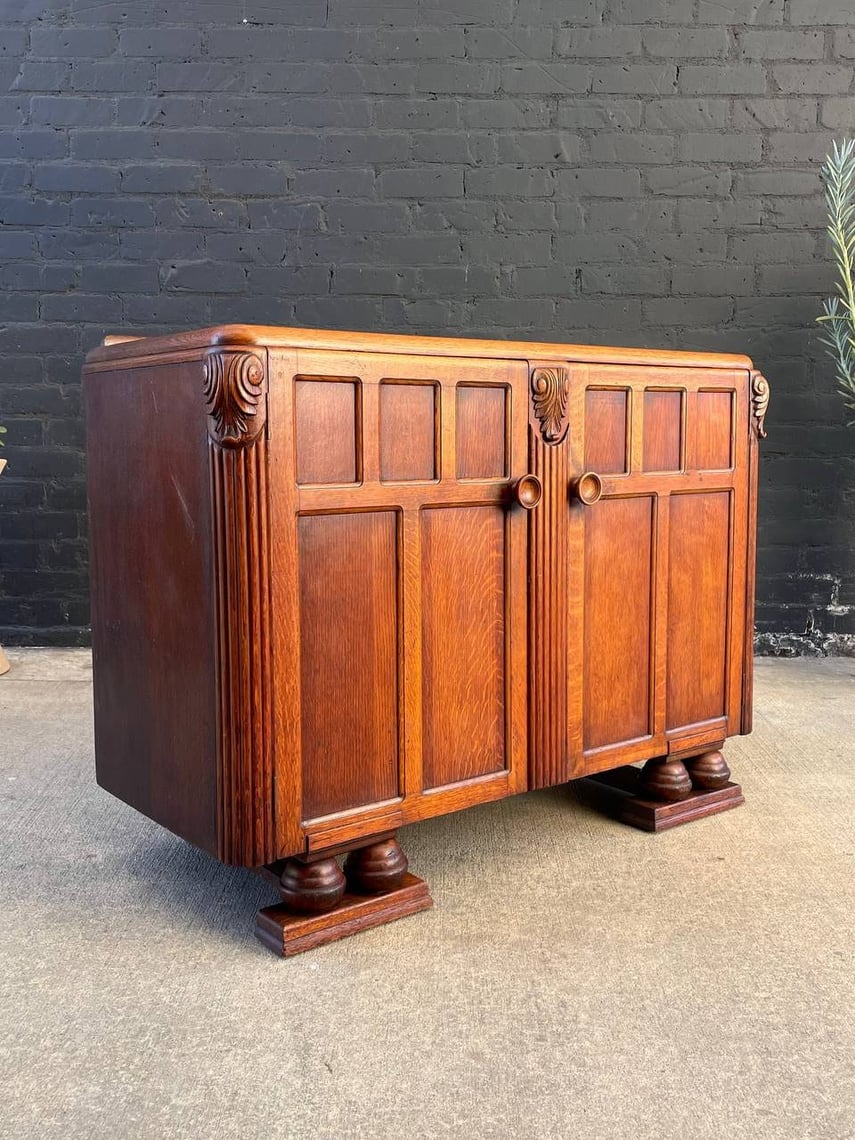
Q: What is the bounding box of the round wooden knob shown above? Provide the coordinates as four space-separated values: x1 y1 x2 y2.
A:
510 474 542 509
571 471 603 506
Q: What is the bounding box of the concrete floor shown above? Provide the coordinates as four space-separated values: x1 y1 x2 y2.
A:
1 650 854 1140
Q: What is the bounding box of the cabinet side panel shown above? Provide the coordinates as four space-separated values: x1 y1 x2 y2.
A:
421 504 506 788
667 491 730 730
85 360 217 854
299 510 400 821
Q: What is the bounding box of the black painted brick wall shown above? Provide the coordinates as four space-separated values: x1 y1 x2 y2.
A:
0 0 853 651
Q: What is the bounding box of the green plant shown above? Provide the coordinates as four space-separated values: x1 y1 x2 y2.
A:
818 137 855 424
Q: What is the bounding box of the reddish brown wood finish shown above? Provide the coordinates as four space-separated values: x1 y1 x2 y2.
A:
344 836 409 892
297 510 399 820
255 873 433 958
84 324 767 951
579 765 745 832
85 359 218 855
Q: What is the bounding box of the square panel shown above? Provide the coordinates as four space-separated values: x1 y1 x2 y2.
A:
456 383 508 479
295 376 360 485
693 390 733 470
585 388 629 475
379 380 438 482
642 389 683 472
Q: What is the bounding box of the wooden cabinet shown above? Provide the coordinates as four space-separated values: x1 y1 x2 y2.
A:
268 348 529 858
528 362 754 787
84 325 768 955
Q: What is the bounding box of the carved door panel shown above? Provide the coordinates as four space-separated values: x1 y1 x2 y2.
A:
528 361 752 787
268 349 530 857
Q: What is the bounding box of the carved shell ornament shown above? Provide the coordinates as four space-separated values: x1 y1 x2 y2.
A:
203 351 266 447
531 366 570 444
750 371 770 439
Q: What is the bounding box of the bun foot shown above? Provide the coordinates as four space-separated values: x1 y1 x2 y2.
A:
277 857 346 915
256 844 432 957
345 837 409 894
686 750 731 790
577 764 744 832
639 757 692 802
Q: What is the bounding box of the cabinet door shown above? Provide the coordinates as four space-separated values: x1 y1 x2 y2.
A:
528 361 751 787
268 349 530 856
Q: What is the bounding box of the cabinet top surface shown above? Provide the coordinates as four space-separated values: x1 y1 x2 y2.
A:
85 323 753 371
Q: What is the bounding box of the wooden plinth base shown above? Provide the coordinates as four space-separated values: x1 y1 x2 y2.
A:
578 765 744 832
255 872 433 957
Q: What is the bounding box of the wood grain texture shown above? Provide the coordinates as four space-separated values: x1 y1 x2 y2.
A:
298 510 399 821
455 384 507 479
380 380 437 482
643 389 683 472
583 496 654 751
421 505 507 788
528 423 570 789
85 358 218 855
742 415 760 734
204 348 278 866
579 765 744 832
667 491 731 730
85 327 761 936
692 390 733 471
255 872 433 957
585 388 628 474
88 323 754 371
295 377 360 485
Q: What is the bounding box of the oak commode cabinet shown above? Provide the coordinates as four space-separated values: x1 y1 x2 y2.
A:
84 325 769 956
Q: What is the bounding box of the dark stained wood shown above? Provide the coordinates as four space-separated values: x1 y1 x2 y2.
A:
686 749 731 790
205 348 277 866
295 376 360 485
667 491 730 730
255 873 433 957
643 389 683 472
84 324 765 954
344 836 409 893
578 765 744 832
585 387 628 474
85 359 219 857
380 380 437 482
298 510 399 821
421 505 506 788
638 756 692 801
277 857 346 914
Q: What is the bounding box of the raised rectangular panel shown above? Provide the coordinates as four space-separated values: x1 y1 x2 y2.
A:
583 496 654 751
298 510 399 820
379 380 437 482
585 388 628 475
421 505 506 788
295 376 360 485
643 389 682 472
693 390 733 471
456 383 508 480
667 491 730 730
